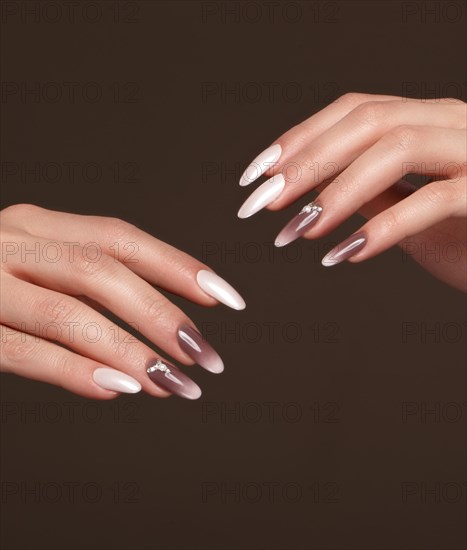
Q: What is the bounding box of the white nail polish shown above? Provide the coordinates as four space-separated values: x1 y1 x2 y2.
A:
93 368 142 394
237 174 285 219
196 270 246 311
239 144 282 187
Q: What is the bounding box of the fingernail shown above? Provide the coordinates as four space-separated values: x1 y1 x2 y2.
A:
93 367 141 394
147 359 201 400
196 269 246 310
321 232 367 267
239 143 282 187
177 324 224 374
274 202 323 247
237 174 285 219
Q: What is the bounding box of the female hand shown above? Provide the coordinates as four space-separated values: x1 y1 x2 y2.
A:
237 93 466 291
0 204 245 400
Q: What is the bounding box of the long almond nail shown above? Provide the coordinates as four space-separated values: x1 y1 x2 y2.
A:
196 270 246 310
93 367 141 394
237 174 285 219
177 324 224 374
275 202 323 247
321 232 367 267
147 359 201 400
239 144 282 187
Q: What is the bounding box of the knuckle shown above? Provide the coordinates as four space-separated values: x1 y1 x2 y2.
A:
334 169 358 196
1 331 36 364
337 92 366 108
57 352 75 380
384 125 419 152
1 203 40 223
73 250 112 280
380 209 401 233
111 338 138 363
35 294 81 325
353 101 387 127
104 217 138 244
423 182 461 206
280 126 309 150
140 294 168 324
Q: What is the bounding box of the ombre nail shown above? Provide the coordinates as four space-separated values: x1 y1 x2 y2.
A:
147 359 201 400
196 269 246 310
274 202 323 247
321 232 367 267
237 174 285 219
177 324 224 374
239 143 282 187
92 367 141 394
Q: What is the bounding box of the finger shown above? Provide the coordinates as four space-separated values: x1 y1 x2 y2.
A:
1 204 245 310
320 176 466 266
304 126 466 239
4 236 224 369
239 93 451 186
0 274 178 398
0 324 131 399
266 100 465 210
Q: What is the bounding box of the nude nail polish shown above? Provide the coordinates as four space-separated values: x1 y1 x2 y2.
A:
321 232 367 267
93 367 141 394
147 359 202 400
274 202 323 247
196 270 246 310
239 143 282 187
177 324 224 374
237 174 285 219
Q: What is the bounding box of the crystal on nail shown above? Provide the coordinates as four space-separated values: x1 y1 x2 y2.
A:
147 359 171 375
300 202 322 215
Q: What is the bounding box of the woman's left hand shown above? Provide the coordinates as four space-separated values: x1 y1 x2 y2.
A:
237 93 466 291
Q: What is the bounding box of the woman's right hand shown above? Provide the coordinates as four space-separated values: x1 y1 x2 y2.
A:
0 204 246 400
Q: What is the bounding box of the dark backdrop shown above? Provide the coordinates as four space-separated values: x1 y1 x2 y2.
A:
1 1 466 549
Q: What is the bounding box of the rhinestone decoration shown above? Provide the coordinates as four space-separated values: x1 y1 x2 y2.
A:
147 359 171 375
300 202 323 215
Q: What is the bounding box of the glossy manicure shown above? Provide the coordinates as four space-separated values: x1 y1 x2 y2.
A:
93 367 141 394
238 174 285 219
239 144 282 187
275 202 323 247
321 232 367 267
147 359 202 400
177 324 224 374
196 270 246 310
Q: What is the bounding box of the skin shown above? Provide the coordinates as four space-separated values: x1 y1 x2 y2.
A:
1 94 465 397
264 93 466 291
0 204 221 399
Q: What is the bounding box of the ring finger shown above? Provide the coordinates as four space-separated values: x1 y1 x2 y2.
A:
0 274 201 399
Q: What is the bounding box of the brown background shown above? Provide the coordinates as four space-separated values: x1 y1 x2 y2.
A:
1 1 466 549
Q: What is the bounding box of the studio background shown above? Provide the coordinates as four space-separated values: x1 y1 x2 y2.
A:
1 1 466 549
